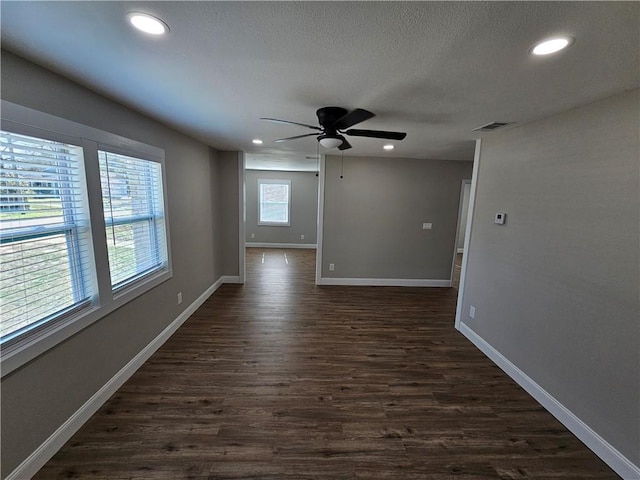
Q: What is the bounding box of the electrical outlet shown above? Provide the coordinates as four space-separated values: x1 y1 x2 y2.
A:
422 222 433 230
329 263 335 271
251 233 255 239
177 292 183 305
469 305 475 319
301 234 305 240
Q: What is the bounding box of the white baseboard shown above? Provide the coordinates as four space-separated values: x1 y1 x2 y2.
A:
246 242 317 249
221 275 242 284
318 277 451 287
6 278 226 480
458 322 640 480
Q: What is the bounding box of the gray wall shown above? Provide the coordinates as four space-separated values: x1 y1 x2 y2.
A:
245 169 318 245
460 89 640 464
322 155 473 279
219 151 241 275
0 51 240 477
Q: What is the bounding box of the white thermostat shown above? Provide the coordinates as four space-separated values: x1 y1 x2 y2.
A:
494 212 507 225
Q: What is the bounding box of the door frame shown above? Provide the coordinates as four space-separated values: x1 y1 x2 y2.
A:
450 178 472 286
455 139 481 329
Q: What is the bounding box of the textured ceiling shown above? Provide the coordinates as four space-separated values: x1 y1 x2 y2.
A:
1 2 638 169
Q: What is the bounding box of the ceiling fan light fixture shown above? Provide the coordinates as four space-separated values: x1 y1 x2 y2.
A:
318 135 343 149
127 12 169 35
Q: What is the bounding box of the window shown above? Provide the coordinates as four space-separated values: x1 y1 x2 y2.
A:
0 130 93 342
99 150 167 291
1 101 171 375
258 179 290 226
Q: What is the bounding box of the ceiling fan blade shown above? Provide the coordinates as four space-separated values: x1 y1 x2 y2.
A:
333 109 375 130
260 117 322 131
345 129 407 140
274 133 319 143
338 138 352 150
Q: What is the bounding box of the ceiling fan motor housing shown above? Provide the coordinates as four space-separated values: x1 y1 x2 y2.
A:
316 107 348 132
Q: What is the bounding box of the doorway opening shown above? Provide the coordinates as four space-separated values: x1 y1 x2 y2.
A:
242 153 321 286
452 179 472 290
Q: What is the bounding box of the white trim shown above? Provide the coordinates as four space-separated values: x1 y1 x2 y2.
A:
238 152 246 284
458 322 640 480
246 242 317 249
315 155 326 285
455 139 482 330
450 178 472 284
220 275 242 284
318 277 451 287
5 278 226 480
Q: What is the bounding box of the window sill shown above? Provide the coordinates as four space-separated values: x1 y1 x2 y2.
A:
258 222 291 227
1 267 172 378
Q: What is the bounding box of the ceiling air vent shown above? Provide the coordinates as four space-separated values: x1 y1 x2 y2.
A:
472 122 511 132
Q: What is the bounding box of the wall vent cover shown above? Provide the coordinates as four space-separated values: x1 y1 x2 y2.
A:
472 122 512 132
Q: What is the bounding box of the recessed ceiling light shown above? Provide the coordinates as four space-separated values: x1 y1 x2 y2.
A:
252 139 263 145
127 12 169 35
531 37 574 56
383 144 395 150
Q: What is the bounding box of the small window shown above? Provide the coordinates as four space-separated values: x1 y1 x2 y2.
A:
0 130 94 343
99 150 167 292
258 179 291 226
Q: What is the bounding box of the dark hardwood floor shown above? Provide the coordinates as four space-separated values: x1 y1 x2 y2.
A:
34 248 618 479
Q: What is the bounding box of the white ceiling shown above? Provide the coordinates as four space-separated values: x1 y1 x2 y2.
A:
1 2 638 170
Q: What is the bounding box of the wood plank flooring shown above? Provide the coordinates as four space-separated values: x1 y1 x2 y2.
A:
34 248 619 479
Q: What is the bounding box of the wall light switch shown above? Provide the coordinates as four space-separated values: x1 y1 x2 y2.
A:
469 305 475 319
422 222 433 230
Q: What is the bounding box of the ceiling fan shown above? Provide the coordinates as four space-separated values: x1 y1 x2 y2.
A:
260 107 407 150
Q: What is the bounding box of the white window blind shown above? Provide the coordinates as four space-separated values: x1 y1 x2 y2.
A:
99 150 167 291
259 179 291 225
0 130 93 342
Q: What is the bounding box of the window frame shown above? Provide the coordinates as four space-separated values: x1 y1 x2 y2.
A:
0 132 94 344
0 101 172 377
98 148 168 293
258 178 291 226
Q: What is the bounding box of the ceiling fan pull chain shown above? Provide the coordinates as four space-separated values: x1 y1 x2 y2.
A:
340 151 344 179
